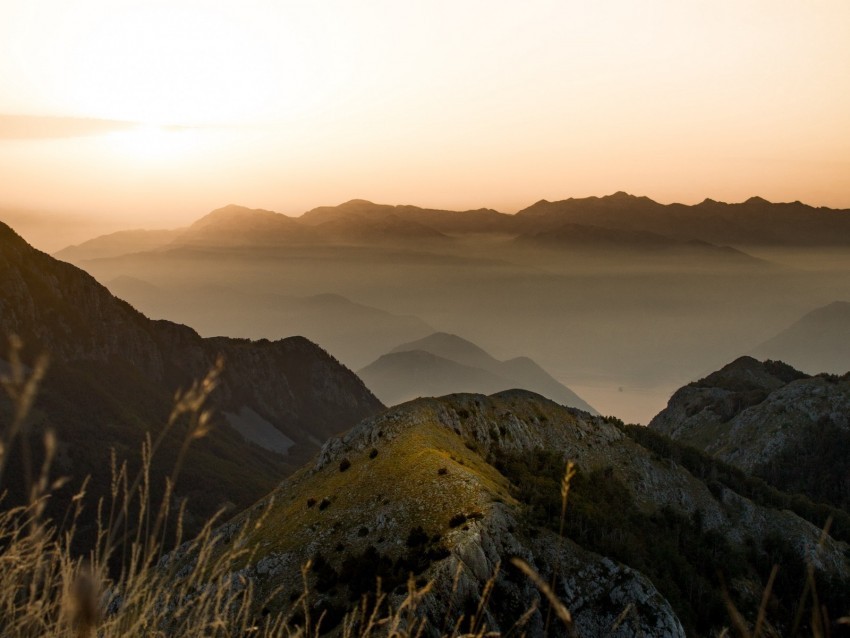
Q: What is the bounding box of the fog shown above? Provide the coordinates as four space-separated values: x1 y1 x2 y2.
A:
56 209 850 423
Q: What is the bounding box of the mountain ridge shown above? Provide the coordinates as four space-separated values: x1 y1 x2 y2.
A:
0 220 383 541
51 192 850 259
179 389 850 636
361 332 596 413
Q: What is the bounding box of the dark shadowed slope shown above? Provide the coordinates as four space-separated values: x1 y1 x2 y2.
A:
361 332 596 413
0 220 383 541
751 301 850 374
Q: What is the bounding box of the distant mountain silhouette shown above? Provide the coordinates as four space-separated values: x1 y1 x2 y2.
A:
55 194 850 259
105 277 434 369
360 332 596 413
173 204 314 246
310 210 446 243
300 199 513 234
0 220 382 544
516 192 850 246
54 228 185 261
751 301 850 373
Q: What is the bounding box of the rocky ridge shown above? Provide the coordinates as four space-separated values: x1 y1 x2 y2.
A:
648 357 850 471
192 390 850 636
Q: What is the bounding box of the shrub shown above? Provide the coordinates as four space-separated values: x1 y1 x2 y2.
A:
339 458 351 472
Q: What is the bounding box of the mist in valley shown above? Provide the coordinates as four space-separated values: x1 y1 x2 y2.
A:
54 197 850 423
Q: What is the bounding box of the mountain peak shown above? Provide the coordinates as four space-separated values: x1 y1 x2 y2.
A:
688 356 808 397
0 220 31 248
743 196 770 205
391 332 494 363
340 198 379 207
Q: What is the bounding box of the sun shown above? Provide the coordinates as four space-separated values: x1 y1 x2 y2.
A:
102 124 203 163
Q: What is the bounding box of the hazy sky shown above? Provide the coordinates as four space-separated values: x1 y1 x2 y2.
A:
1 0 849 231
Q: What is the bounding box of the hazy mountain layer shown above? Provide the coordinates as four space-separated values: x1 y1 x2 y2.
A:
516 192 850 247
50 195 850 422
54 228 186 261
105 277 434 370
0 221 383 542
360 332 596 413
177 391 850 636
650 357 850 511
58 191 850 256
751 301 850 374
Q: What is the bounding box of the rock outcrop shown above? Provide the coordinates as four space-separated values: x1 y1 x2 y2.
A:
188 390 850 636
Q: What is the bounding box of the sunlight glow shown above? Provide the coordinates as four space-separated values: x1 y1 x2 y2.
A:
102 125 203 163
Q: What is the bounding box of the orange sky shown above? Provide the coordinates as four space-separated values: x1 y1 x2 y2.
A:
1 0 849 233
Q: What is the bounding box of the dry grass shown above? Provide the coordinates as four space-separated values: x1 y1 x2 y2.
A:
0 335 836 637
0 337 542 638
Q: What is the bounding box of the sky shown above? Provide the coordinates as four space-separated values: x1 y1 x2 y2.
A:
1 0 849 235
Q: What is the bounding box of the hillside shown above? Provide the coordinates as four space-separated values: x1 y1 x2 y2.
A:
649 357 850 511
0 221 383 542
359 332 596 413
751 301 850 374
180 391 850 636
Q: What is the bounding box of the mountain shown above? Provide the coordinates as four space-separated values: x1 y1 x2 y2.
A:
172 204 314 247
103 278 435 369
357 350 510 403
55 194 850 262
308 209 447 244
177 391 850 636
359 332 596 413
515 221 678 248
649 356 850 510
54 228 186 261
751 301 850 374
514 221 765 264
299 199 513 235
0 221 383 541
515 192 850 246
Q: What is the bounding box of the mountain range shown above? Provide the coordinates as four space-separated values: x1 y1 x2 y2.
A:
0 221 382 542
5 211 850 633
55 192 850 258
358 332 596 413
47 193 850 424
